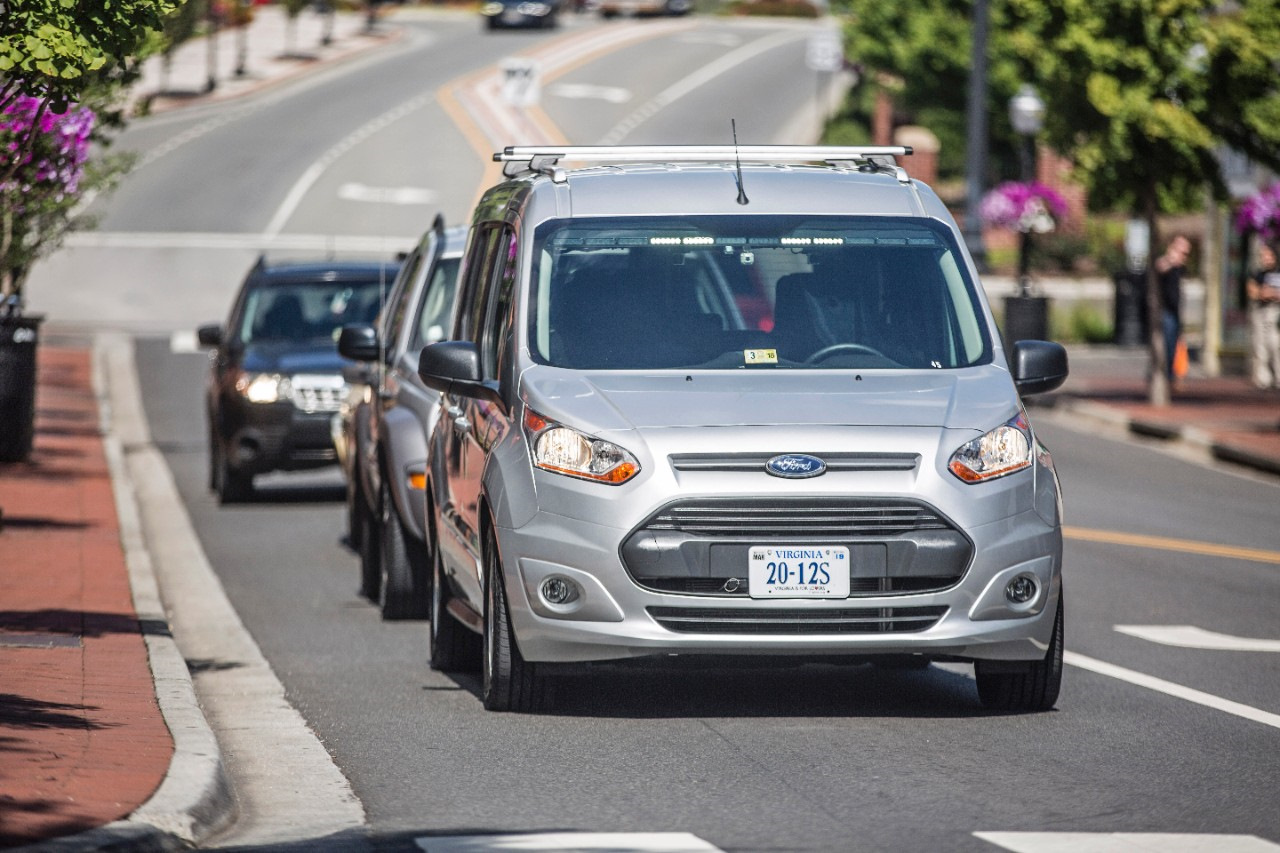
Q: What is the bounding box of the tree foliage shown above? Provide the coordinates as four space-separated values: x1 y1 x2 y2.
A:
0 0 178 113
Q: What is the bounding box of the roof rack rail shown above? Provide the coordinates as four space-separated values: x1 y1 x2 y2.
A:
495 145 916 184
495 145 912 166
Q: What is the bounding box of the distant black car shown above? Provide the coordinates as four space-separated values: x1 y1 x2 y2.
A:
198 258 401 503
480 0 560 29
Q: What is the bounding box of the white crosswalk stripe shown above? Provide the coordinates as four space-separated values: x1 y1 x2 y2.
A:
415 833 724 852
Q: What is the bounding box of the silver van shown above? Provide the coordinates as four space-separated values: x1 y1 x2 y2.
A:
418 146 1069 713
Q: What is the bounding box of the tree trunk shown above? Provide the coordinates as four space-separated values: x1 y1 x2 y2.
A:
1145 184 1170 406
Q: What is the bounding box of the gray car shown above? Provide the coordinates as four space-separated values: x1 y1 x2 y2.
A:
337 218 466 618
417 145 1069 713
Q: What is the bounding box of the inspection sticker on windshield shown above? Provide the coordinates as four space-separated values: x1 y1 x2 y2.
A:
743 348 777 365
749 546 849 598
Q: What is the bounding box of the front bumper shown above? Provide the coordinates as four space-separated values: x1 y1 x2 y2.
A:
496 504 1062 664
220 399 337 474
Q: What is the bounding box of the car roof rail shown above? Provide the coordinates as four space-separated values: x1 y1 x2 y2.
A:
495 145 915 183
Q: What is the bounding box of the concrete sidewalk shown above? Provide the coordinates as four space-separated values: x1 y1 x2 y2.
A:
1040 346 1280 478
0 342 204 851
128 3 404 115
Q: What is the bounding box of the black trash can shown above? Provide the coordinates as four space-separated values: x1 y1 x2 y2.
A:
1002 294 1050 351
1112 271 1148 347
0 313 43 462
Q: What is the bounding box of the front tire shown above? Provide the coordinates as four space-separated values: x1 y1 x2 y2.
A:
378 478 429 619
481 526 543 712
975 592 1064 712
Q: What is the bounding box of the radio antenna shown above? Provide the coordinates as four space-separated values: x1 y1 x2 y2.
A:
731 119 749 205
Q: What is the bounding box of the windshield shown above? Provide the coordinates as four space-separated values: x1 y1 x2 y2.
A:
239 279 386 345
529 216 991 370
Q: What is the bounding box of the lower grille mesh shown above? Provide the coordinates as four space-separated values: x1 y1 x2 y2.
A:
647 605 947 635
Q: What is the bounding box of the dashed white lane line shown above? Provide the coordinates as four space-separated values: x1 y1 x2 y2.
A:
1114 625 1280 652
975 832 1280 852
169 330 198 353
1064 651 1280 730
337 182 438 205
415 833 724 852
64 231 417 252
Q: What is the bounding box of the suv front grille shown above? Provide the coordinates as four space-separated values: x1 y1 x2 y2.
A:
622 498 972 598
288 378 345 413
647 605 948 634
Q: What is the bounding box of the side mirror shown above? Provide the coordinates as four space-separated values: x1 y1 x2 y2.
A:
337 324 380 362
417 341 505 408
1011 340 1069 396
196 324 223 348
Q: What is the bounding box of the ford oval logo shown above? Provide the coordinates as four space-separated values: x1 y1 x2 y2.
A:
765 454 827 479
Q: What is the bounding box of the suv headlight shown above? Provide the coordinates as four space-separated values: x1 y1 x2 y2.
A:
234 372 291 404
948 412 1033 483
523 408 640 485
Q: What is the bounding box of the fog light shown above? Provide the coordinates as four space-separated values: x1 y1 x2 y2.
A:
540 576 579 605
1005 575 1037 604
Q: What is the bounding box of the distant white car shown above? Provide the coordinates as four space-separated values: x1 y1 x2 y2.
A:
418 145 1069 713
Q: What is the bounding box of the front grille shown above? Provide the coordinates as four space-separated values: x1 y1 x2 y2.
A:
289 379 345 413
292 448 337 462
647 605 947 634
622 497 972 598
646 499 949 537
670 452 919 473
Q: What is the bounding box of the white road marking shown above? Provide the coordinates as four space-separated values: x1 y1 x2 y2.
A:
548 82 633 103
1115 625 1280 652
263 89 437 237
63 231 416 252
678 32 742 46
597 28 805 145
975 832 1280 852
415 833 724 852
1064 651 1280 730
169 330 198 353
337 182 438 205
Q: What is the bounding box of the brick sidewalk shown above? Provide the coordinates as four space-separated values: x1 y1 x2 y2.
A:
0 347 172 849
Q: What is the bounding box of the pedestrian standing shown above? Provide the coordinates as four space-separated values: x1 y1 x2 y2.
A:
1246 242 1280 390
1154 234 1191 386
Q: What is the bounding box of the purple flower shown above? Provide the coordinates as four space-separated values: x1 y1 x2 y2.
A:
1235 184 1280 243
1 95 96 198
980 181 1069 233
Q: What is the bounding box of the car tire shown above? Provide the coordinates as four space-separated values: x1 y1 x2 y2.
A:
481 526 543 712
975 591 1064 712
378 478 429 620
357 489 381 602
213 442 253 505
429 504 479 672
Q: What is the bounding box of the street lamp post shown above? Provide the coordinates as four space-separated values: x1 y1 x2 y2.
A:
1002 83 1050 347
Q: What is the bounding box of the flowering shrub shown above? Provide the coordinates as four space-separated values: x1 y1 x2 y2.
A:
980 181 1069 234
1 96 96 299
1234 183 1280 243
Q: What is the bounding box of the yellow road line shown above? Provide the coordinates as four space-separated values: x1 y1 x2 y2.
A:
1064 526 1280 566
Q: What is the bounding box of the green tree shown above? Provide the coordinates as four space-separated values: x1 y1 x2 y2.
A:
0 0 177 112
836 0 1030 181
1015 0 1280 404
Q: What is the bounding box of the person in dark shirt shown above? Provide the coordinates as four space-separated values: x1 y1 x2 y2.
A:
1154 234 1191 386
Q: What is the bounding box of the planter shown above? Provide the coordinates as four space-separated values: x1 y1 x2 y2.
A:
0 313 43 462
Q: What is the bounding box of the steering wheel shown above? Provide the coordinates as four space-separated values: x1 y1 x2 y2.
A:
804 342 890 364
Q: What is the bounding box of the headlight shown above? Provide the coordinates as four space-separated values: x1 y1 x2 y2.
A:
523 407 640 485
481 2 503 13
517 2 550 13
234 372 290 404
948 412 1033 483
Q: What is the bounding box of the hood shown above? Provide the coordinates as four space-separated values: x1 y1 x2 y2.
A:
240 341 348 376
520 366 1018 435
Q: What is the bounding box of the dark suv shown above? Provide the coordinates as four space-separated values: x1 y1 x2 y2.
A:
198 257 401 503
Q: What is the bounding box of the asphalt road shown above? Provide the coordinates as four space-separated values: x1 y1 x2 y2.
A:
37 9 1280 852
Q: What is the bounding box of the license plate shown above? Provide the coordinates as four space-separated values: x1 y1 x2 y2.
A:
749 545 849 599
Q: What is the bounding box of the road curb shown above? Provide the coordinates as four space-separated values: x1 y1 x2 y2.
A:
10 334 235 852
1046 394 1280 479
